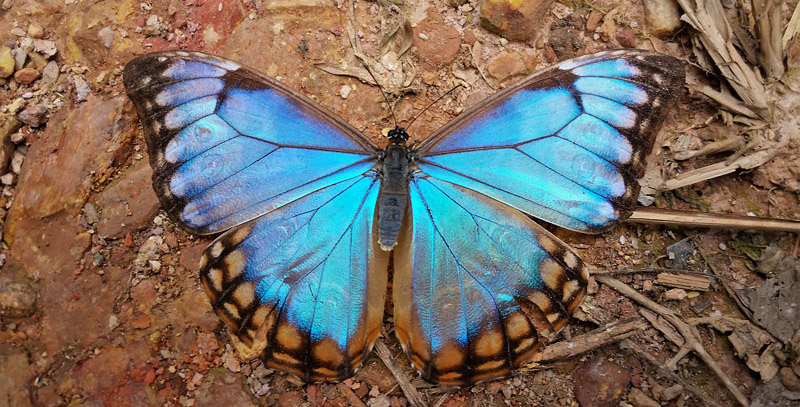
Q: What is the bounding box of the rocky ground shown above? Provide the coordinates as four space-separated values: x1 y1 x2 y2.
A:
1 0 800 406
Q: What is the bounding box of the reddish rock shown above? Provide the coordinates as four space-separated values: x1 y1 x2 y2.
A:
70 347 146 407
194 368 258 406
95 161 160 239
586 11 603 32
573 357 631 407
616 27 637 48
354 359 395 392
6 95 136 246
413 11 461 69
0 274 36 317
17 104 48 126
480 0 553 41
131 280 158 313
486 51 527 83
132 315 151 329
184 0 246 51
0 344 34 407
14 67 39 84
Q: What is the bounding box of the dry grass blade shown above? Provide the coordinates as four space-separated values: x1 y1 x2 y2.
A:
374 340 426 407
782 1 800 49
676 0 769 117
628 207 800 233
595 275 750 407
752 0 784 81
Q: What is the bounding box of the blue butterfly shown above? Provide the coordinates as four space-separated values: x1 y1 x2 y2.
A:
123 49 683 385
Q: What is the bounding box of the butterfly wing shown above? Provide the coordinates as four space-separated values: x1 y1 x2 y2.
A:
200 176 389 381
123 51 389 381
394 176 588 385
414 50 685 233
394 50 684 384
123 51 379 234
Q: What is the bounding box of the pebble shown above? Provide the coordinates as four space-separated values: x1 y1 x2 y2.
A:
98 27 115 48
108 314 120 329
10 27 26 37
418 33 429 40
27 22 44 39
42 60 59 83
629 388 660 407
84 203 99 224
0 173 14 185
22 92 33 99
0 47 14 78
12 48 26 70
339 85 351 99
71 75 91 102
14 67 39 84
33 39 57 58
663 384 683 400
10 152 23 174
92 252 106 267
664 288 688 300
17 104 48 126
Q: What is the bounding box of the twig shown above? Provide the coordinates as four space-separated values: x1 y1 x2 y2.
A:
594 275 750 407
627 207 800 233
374 340 426 407
336 382 368 407
620 339 727 407
536 318 649 362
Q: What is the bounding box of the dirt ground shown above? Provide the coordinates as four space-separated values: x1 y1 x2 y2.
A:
1 0 799 406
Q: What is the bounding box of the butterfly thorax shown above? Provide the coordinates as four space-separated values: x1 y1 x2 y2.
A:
377 128 410 251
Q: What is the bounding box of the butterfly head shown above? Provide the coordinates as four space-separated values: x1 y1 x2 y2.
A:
386 126 409 144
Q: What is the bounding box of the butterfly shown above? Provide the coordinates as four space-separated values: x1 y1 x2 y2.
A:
123 49 684 385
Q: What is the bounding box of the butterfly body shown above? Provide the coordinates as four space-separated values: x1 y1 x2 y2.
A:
377 133 411 251
123 49 684 385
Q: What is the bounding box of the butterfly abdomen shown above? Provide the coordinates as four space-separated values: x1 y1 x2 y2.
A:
377 144 410 251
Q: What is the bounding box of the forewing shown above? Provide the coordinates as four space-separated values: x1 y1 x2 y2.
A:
393 176 589 385
200 176 389 382
123 51 379 234
416 50 684 233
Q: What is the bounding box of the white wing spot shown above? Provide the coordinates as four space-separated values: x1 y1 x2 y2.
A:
140 76 152 86
653 74 663 84
158 56 167 62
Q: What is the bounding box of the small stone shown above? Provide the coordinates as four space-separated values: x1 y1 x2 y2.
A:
486 51 527 83
18 104 48 126
780 367 800 391
480 0 553 41
33 39 57 58
132 315 151 329
22 92 33 99
616 26 637 48
27 22 44 39
644 0 681 37
418 33 429 40
719 243 727 250
42 61 59 83
586 11 603 32
11 48 26 70
14 67 39 84
339 85 351 99
108 314 120 329
10 27 26 37
0 278 36 317
598 16 616 42
629 388 660 407
0 173 15 185
84 203 99 224
664 288 688 301
0 47 15 78
98 27 115 48
71 75 91 102
93 252 106 267
663 384 683 400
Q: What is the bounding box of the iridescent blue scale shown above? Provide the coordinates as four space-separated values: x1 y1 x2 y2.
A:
123 49 684 385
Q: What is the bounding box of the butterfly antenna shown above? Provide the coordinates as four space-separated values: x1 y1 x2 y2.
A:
359 58 399 129
405 84 463 132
